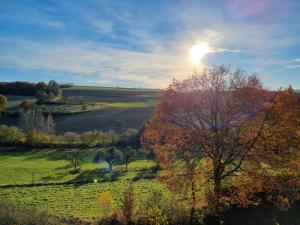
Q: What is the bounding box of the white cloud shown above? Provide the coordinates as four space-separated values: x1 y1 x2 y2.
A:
285 64 300 69
0 38 192 88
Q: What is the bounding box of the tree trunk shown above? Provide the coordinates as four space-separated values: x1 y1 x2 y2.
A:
189 178 196 225
213 177 222 215
125 162 128 171
109 163 112 172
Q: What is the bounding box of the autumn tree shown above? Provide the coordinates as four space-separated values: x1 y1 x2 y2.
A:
228 87 300 210
142 65 296 215
35 81 47 91
19 100 36 111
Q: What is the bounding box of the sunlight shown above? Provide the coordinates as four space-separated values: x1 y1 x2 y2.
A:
190 42 210 65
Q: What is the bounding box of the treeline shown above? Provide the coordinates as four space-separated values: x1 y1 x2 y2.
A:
0 125 140 149
0 81 73 101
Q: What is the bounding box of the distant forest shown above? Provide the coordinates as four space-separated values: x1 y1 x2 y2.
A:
0 81 72 96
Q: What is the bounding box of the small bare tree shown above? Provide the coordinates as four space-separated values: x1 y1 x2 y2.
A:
70 151 81 174
45 113 55 134
19 108 44 133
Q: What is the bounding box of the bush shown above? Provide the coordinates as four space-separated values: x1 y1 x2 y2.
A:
0 95 7 113
64 132 81 144
81 130 118 147
81 130 103 147
0 125 26 143
19 100 36 111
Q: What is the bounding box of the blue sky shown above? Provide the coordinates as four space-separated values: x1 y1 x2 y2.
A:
0 0 299 89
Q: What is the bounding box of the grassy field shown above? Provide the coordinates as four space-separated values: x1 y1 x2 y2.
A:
62 86 161 103
54 107 154 133
0 147 157 185
64 86 160 92
0 147 166 220
39 101 154 114
0 181 168 220
0 147 300 224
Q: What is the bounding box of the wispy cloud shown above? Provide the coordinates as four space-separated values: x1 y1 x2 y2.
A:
0 38 190 88
285 64 300 69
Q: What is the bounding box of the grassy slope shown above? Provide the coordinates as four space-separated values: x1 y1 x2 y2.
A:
0 86 158 133
64 86 160 92
0 181 167 219
0 147 299 223
0 147 156 185
0 147 165 219
39 102 153 114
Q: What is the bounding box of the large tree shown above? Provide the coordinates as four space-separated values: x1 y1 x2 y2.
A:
122 146 137 171
142 65 300 215
95 147 123 172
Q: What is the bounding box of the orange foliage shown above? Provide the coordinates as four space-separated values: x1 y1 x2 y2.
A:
142 66 300 214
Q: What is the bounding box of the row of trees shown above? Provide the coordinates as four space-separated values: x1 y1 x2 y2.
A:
95 146 137 171
70 146 138 173
0 124 121 147
142 65 300 222
0 81 62 102
0 81 59 95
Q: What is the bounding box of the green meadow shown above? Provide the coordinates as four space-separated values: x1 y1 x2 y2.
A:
0 147 167 220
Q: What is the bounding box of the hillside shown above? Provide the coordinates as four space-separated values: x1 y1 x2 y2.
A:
0 86 161 134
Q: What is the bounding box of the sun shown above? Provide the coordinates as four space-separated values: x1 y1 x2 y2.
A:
190 42 210 64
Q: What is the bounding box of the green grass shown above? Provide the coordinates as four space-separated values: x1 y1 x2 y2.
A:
0 147 166 220
0 147 300 224
0 180 168 220
0 147 156 185
64 86 160 92
33 101 153 114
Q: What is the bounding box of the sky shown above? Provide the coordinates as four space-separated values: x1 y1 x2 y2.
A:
0 0 299 89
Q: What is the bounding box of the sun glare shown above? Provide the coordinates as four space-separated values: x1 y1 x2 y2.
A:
190 42 210 64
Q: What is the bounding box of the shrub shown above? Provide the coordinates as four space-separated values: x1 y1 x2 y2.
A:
64 132 81 144
0 125 26 143
81 130 119 147
145 206 169 225
0 95 7 114
19 100 36 111
81 130 102 147
99 191 114 216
